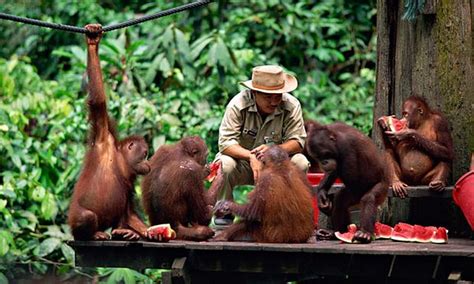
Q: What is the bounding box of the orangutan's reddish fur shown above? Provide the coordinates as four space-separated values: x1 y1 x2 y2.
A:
213 146 313 243
141 136 224 241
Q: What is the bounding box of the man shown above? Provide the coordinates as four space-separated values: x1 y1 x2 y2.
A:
215 65 309 225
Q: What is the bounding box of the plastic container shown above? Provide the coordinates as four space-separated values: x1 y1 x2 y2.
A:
307 173 343 185
306 173 344 228
453 171 474 230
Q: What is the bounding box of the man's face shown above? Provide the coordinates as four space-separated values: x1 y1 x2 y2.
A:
253 91 283 115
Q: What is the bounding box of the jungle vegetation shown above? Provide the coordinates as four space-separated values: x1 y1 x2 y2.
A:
0 0 376 282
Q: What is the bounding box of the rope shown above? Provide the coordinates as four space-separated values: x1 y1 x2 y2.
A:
103 0 210 32
0 0 211 34
0 12 87 33
402 0 425 21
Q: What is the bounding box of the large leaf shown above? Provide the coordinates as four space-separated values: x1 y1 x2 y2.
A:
190 34 214 60
207 41 218 66
161 114 182 127
41 193 58 220
215 38 233 69
152 135 166 152
0 230 13 256
60 243 75 264
161 25 174 48
69 46 87 63
0 272 8 284
0 199 6 211
30 186 46 202
36 237 61 257
18 210 38 231
174 28 191 62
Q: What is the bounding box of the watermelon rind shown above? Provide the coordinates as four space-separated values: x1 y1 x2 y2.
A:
431 227 448 244
335 231 354 243
390 222 414 242
431 238 447 244
414 235 433 243
147 223 177 241
390 234 413 242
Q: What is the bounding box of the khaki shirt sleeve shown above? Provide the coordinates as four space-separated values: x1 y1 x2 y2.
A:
282 100 306 148
218 103 242 152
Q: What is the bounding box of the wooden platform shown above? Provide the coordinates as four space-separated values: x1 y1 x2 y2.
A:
387 186 454 198
326 184 454 198
70 238 474 283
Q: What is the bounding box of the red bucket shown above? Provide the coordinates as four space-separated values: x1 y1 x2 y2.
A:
453 171 474 230
307 173 343 228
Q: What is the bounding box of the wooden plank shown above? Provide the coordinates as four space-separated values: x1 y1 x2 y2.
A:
70 240 187 271
320 185 454 198
387 186 454 198
70 238 474 256
70 238 474 281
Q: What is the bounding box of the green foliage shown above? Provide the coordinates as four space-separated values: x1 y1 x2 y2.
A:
97 268 152 284
0 56 83 280
0 0 376 282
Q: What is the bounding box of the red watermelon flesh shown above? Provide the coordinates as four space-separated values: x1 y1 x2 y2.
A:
395 222 413 229
378 116 408 132
431 227 448 244
413 225 436 243
346 224 358 234
147 223 177 242
205 162 220 182
391 222 414 242
374 222 393 239
335 224 357 243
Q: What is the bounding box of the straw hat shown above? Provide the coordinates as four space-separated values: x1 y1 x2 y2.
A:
240 65 298 94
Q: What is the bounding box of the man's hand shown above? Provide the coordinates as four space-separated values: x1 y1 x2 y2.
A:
251 144 270 160
85 24 103 46
214 200 232 217
249 153 262 181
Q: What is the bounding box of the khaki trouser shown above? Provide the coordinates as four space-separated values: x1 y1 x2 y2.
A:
216 153 310 201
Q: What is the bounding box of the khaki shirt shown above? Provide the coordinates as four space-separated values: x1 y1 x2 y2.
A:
218 89 306 153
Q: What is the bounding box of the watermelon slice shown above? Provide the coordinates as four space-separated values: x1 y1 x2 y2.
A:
431 227 448 244
389 223 448 243
206 162 220 182
147 223 177 242
374 222 393 239
413 225 436 243
391 222 414 242
335 224 357 243
378 116 407 132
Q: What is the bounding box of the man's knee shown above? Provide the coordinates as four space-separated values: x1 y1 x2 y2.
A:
291 153 310 172
218 154 238 175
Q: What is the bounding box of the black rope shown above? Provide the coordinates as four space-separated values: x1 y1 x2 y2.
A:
103 0 211 32
0 12 87 33
0 0 211 34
